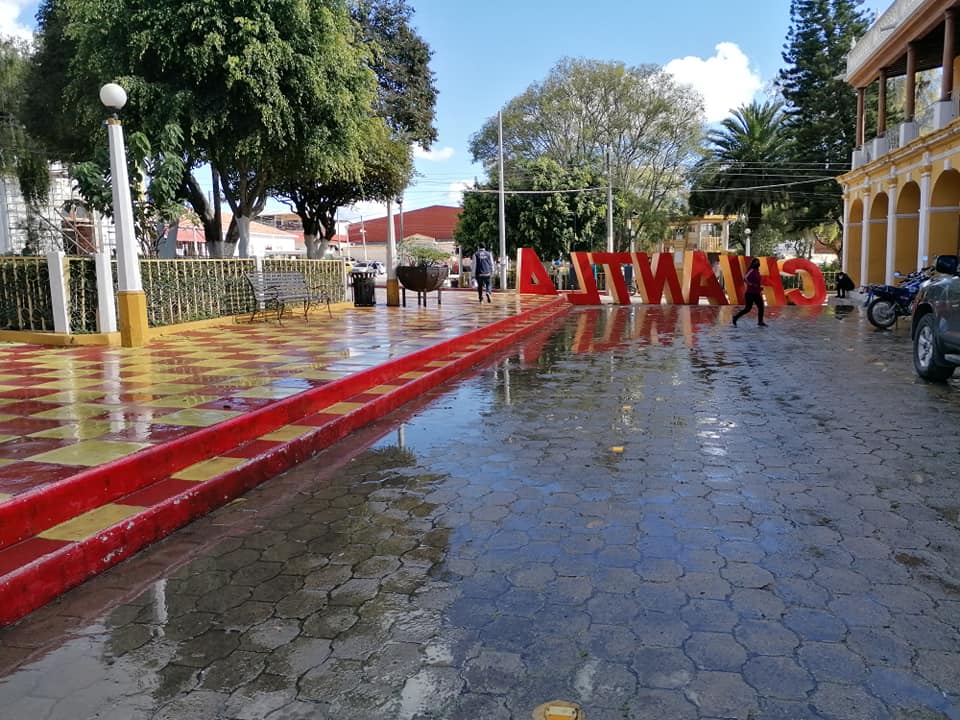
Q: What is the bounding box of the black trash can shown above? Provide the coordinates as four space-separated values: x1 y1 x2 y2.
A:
351 268 377 307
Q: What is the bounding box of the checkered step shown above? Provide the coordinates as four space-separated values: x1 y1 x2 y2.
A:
0 297 570 624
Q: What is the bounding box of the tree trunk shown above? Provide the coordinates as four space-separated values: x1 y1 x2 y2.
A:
236 215 252 258
157 222 178 258
211 165 223 249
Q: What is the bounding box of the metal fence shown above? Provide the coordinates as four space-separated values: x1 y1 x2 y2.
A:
0 256 347 334
0 257 53 331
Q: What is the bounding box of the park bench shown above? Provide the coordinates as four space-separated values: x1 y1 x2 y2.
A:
246 271 332 325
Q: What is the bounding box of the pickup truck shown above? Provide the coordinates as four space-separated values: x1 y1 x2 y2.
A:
911 254 960 381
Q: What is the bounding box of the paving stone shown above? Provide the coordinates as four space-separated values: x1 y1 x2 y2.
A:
810 683 891 720
685 671 759 720
743 656 814 699
684 631 748 671
798 641 867 684
734 619 799 656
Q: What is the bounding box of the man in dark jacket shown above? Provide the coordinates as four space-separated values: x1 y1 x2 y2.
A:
836 271 856 298
473 245 494 303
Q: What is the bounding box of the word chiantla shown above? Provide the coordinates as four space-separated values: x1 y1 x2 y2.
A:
516 248 828 306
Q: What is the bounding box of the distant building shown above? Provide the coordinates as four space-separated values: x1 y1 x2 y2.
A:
0 164 105 256
173 214 302 258
663 215 738 254
256 211 349 256
345 205 461 264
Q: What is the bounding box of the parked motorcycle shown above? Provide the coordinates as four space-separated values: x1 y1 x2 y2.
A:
862 268 931 329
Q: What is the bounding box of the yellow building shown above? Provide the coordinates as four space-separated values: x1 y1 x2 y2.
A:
839 0 960 285
664 215 738 254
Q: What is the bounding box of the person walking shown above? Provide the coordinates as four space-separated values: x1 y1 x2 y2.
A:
732 258 767 327
473 245 494 303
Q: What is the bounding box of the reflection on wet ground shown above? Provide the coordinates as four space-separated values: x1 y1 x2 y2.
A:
1 304 959 719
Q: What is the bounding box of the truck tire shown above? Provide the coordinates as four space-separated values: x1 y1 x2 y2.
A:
913 314 956 381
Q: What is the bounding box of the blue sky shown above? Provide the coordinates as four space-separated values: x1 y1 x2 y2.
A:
2 0 890 220
398 0 890 219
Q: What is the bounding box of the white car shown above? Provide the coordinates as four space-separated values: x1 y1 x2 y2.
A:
352 261 386 275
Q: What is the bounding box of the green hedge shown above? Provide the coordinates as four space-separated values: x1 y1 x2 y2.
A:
0 257 54 331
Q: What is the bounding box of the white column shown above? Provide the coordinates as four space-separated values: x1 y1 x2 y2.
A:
106 120 142 292
386 200 396 279
94 250 117 333
841 196 850 272
885 182 898 285
917 171 932 269
46 251 70 334
860 192 871 286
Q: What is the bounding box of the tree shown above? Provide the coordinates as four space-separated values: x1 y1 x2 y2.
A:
455 158 609 259
778 0 872 236
26 0 378 257
71 124 185 255
689 101 791 247
277 0 438 258
1 36 52 255
469 58 704 244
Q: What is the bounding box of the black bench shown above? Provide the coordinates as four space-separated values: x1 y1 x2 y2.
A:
246 271 332 325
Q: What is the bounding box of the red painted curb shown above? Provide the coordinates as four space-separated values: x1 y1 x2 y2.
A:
0 299 566 551
0 298 570 625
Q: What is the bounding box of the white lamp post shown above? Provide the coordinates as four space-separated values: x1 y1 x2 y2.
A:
744 227 752 258
100 83 148 346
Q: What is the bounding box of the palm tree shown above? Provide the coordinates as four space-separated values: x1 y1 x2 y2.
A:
690 100 790 237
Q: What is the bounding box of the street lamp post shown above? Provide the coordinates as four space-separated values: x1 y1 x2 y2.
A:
744 227 752 257
100 83 148 347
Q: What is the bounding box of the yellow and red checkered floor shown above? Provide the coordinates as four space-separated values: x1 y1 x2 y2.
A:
0 291 569 623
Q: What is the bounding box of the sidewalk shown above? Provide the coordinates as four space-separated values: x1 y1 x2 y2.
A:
0 291 568 625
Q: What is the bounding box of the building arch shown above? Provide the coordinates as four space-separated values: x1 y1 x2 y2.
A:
930 170 960 260
847 199 864 282
895 182 920 274
867 193 888 284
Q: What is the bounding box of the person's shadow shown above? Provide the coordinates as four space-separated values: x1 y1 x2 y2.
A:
834 304 856 320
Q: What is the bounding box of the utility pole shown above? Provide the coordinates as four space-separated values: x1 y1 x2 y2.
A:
398 195 405 244
386 200 399 306
498 110 507 290
606 149 614 252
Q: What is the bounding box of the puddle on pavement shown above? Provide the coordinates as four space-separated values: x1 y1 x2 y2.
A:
2 305 960 719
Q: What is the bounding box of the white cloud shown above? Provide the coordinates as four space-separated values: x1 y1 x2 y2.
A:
664 42 763 124
446 180 474 204
0 1 33 39
414 145 455 162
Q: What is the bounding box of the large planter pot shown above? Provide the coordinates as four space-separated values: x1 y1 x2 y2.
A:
396 264 449 293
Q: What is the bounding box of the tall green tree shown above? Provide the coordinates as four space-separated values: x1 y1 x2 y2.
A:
26 0 378 257
277 0 438 258
778 0 872 236
455 158 609 259
469 58 704 244
689 100 791 246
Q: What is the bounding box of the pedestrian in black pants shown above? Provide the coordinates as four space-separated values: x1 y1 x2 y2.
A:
473 245 494 303
835 271 855 298
732 258 767 327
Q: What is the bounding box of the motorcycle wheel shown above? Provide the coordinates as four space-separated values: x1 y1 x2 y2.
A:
866 299 898 329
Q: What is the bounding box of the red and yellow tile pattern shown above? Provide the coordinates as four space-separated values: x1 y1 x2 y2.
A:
0 292 569 625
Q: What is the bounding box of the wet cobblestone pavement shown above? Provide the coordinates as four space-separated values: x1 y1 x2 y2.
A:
2 303 960 719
